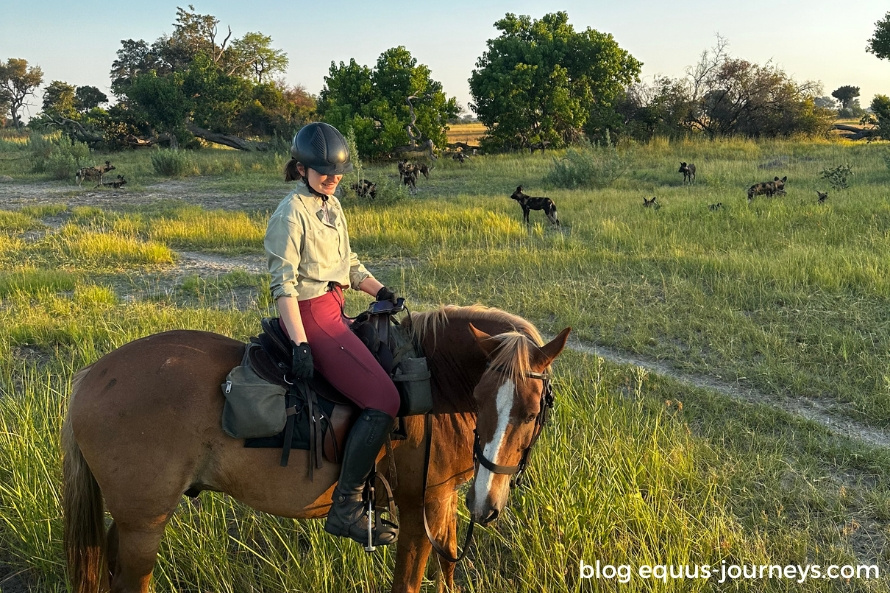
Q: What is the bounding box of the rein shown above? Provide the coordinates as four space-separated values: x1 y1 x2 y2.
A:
421 365 554 563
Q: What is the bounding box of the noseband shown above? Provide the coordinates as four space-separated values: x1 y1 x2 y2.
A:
473 366 554 489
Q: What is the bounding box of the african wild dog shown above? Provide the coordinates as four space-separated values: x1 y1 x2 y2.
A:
96 175 127 189
679 162 696 184
747 176 787 201
76 161 115 187
510 186 559 226
817 190 828 204
708 202 723 211
350 179 377 200
643 196 660 209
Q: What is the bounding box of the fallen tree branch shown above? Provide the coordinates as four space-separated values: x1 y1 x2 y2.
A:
185 123 271 151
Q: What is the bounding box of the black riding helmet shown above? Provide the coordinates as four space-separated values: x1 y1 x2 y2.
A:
290 122 354 175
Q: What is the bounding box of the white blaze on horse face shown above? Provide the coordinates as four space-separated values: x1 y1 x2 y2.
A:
473 378 515 516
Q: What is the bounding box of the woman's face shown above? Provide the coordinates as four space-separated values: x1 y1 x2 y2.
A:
304 166 342 195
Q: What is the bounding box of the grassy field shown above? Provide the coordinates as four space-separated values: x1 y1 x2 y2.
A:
1 132 889 591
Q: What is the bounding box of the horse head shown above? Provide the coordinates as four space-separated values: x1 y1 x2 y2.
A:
465 323 571 525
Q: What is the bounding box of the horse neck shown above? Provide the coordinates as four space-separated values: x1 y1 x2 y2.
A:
420 319 491 415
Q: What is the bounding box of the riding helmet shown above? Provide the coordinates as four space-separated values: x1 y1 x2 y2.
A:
290 122 354 175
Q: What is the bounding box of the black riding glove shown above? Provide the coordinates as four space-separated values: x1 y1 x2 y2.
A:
376 286 398 304
290 341 314 381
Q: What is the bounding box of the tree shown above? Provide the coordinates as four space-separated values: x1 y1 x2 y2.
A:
229 32 288 83
75 86 108 112
318 47 458 158
870 94 890 138
867 11 890 60
831 85 860 110
0 58 44 128
42 80 78 119
469 12 642 150
107 7 292 149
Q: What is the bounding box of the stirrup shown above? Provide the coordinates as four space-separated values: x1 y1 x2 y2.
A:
324 497 399 551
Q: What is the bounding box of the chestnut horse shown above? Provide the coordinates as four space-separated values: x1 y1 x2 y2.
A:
62 305 571 593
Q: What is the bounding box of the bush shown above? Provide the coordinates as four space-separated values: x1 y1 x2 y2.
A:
545 138 629 189
151 149 198 177
820 164 853 190
28 133 91 180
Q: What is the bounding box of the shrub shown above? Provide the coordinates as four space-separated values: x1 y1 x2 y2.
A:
545 138 629 189
820 164 853 190
28 133 90 179
151 149 198 177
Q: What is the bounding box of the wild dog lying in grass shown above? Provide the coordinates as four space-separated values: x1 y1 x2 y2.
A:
817 190 828 204
747 176 787 201
708 202 723 211
511 186 560 226
350 179 377 199
96 175 126 189
76 161 115 186
643 196 660 209
679 162 696 184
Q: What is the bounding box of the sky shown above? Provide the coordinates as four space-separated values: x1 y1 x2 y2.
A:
2 0 888 121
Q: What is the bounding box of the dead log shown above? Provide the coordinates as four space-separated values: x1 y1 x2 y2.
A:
186 123 271 151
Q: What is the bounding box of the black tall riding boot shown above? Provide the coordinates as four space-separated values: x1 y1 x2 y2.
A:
324 408 399 546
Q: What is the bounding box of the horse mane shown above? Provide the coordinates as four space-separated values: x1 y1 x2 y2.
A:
407 305 544 386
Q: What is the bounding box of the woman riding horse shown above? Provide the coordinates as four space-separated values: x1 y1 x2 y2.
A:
265 122 400 546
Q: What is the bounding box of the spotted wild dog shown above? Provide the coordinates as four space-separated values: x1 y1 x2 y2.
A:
350 179 377 200
679 162 696 184
510 186 560 226
817 190 828 204
747 176 787 201
76 160 115 187
643 196 660 209
708 202 723 211
96 175 126 189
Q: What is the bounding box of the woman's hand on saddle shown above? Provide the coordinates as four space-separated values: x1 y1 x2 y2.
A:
290 341 314 381
375 286 399 305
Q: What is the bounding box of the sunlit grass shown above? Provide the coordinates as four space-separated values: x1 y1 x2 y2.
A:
1 135 890 591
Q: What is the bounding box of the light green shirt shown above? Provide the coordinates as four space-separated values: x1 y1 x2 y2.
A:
265 181 371 301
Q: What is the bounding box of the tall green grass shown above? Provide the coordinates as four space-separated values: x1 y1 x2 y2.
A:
0 135 889 591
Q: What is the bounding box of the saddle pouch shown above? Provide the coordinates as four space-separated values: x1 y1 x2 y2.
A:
392 356 432 416
221 343 287 439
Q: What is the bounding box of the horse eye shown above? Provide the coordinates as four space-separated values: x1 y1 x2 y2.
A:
523 413 537 424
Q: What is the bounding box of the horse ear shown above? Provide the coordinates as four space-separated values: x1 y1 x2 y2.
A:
538 327 571 366
468 323 500 358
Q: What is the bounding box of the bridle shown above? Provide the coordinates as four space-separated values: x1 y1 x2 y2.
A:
422 364 554 563
472 366 554 489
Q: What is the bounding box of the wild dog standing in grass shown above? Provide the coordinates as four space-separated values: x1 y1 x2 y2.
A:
679 162 696 184
76 160 115 187
747 176 787 201
511 186 560 226
817 190 828 204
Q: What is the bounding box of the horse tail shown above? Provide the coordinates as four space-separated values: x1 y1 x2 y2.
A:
62 365 109 593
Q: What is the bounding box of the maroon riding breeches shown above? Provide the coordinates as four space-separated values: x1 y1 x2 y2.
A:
290 289 400 417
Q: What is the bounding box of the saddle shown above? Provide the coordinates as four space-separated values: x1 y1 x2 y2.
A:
233 299 430 470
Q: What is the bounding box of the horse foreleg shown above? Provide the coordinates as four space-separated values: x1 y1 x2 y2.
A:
429 491 459 593
391 501 434 593
391 489 460 593
109 523 166 593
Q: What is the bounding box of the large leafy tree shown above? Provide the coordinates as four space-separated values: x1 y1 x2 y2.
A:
0 58 44 128
318 46 458 158
469 12 641 150
108 6 293 147
832 85 860 110
867 11 890 60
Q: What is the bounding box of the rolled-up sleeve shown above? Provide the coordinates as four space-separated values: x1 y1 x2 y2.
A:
348 250 372 290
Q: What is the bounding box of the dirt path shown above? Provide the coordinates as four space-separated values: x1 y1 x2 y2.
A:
3 177 886 450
